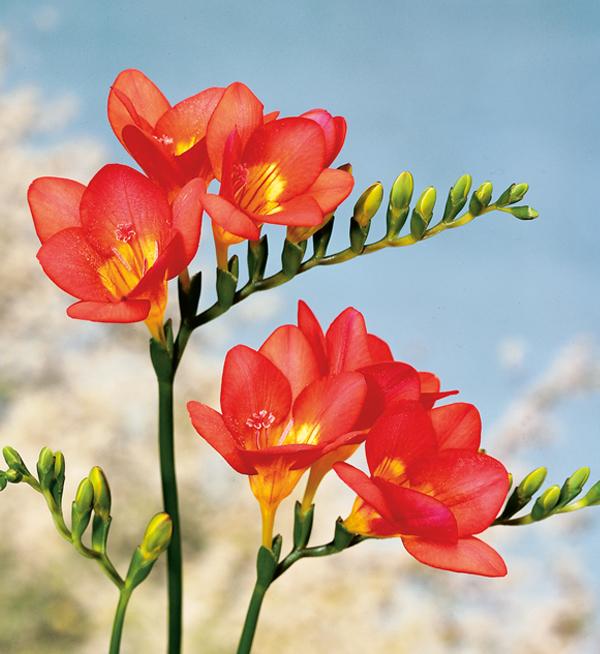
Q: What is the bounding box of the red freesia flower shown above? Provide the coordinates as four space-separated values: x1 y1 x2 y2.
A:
334 402 510 577
200 108 354 264
28 164 202 341
294 301 456 508
187 337 367 546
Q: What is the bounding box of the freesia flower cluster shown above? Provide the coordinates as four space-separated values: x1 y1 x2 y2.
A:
28 70 353 339
188 302 510 577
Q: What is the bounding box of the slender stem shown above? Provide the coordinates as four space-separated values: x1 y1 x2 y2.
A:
109 588 133 654
157 373 183 654
236 580 270 654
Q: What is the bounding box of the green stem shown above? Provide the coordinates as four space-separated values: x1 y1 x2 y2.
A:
157 372 183 654
109 588 133 654
192 206 495 329
236 580 270 654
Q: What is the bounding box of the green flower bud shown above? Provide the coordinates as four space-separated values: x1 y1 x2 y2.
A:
389 172 414 212
3 446 30 476
469 181 493 216
443 174 472 222
353 182 384 228
5 468 22 484
37 447 55 490
140 513 173 561
582 480 600 506
560 466 591 505
518 467 547 499
410 186 436 240
89 466 111 520
0 471 7 491
509 182 529 204
281 238 307 277
508 206 539 220
51 451 66 506
71 478 94 541
531 485 561 520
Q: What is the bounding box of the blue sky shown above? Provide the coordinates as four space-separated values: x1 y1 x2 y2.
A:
3 0 600 570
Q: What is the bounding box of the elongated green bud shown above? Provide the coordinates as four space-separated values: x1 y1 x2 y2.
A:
387 171 413 236
560 466 590 505
89 466 111 520
353 182 384 227
443 174 472 222
281 238 307 277
51 451 66 506
410 186 436 240
4 468 21 484
531 485 560 520
518 466 547 499
508 206 539 220
582 480 600 505
37 447 55 490
0 471 7 491
71 478 94 541
3 446 30 477
469 181 493 216
140 513 173 561
247 235 269 281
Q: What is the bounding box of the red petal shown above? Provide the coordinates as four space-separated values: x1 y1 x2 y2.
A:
153 87 225 155
241 117 326 201
431 403 481 451
419 371 440 393
220 345 292 440
356 362 421 428
243 443 321 470
333 462 395 522
263 110 280 123
187 401 256 474
304 168 354 214
37 227 111 301
292 372 367 445
297 300 328 375
365 405 437 480
201 192 260 240
408 451 510 536
257 194 323 227
402 535 507 577
367 334 394 363
128 232 182 297
259 325 320 400
122 125 187 191
375 479 458 540
67 299 150 323
79 164 171 256
326 307 372 374
169 178 203 272
301 109 347 166
28 177 84 243
108 69 170 146
207 82 264 180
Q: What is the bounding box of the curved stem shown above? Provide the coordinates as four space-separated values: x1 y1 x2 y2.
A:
109 588 133 654
236 579 270 654
157 374 183 654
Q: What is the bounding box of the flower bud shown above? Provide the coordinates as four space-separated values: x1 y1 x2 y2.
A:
51 450 66 506
389 172 414 212
140 513 173 561
508 206 539 220
4 468 21 484
0 471 7 491
560 466 590 505
353 182 383 228
518 466 547 499
531 485 560 520
71 478 94 541
410 186 436 240
443 174 472 222
36 447 55 490
281 238 307 278
583 480 600 506
469 181 493 216
3 446 30 477
89 466 111 520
